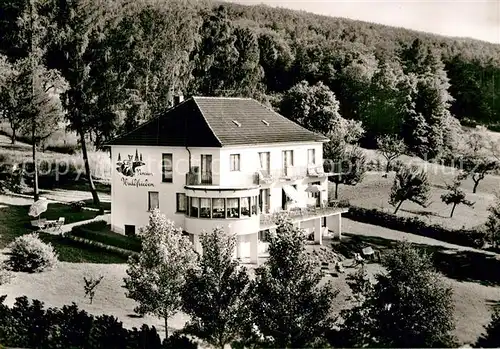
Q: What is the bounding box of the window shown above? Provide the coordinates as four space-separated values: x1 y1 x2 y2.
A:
201 155 212 184
176 193 186 212
282 150 293 176
258 152 270 173
230 154 240 171
200 198 211 218
190 197 199 217
162 154 173 183
259 189 270 213
226 198 240 218
212 198 225 218
148 191 159 211
308 148 316 165
251 196 258 215
241 197 250 217
125 225 135 236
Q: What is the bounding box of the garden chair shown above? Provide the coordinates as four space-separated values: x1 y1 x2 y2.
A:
52 217 65 234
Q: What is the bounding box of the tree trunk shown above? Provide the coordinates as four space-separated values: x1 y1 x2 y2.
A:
394 200 404 214
385 160 390 173
450 203 457 218
473 180 479 194
11 126 16 145
335 181 339 200
32 123 39 201
78 126 101 209
164 316 169 339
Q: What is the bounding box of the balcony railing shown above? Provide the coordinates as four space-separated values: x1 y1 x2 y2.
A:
257 164 332 184
186 172 213 185
259 203 348 227
186 172 259 186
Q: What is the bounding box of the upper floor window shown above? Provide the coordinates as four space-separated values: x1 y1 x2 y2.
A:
162 153 173 183
259 152 270 173
148 191 159 211
227 198 240 218
230 154 241 171
282 150 293 173
308 148 316 165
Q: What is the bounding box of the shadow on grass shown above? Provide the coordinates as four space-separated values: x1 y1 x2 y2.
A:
400 208 446 218
337 233 500 287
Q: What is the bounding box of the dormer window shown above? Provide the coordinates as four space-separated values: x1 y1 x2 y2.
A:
232 120 241 127
262 120 269 126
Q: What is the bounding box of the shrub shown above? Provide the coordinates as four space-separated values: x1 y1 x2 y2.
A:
0 295 174 349
70 221 142 252
344 206 486 249
71 200 85 212
6 233 58 272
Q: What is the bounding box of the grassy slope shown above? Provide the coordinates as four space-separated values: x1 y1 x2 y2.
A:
333 146 499 230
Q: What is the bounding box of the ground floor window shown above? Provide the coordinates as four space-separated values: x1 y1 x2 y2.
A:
212 198 225 218
227 198 240 218
176 193 186 213
200 198 211 218
125 225 135 236
148 191 159 211
241 197 251 217
190 197 199 218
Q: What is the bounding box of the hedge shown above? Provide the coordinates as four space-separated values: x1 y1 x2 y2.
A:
344 206 487 249
69 221 142 253
0 295 197 349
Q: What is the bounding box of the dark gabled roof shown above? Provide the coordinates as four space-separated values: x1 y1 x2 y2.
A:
107 96 328 147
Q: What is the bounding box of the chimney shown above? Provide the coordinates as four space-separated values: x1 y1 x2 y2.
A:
173 94 184 105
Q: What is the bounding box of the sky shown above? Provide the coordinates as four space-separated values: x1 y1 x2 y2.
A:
225 0 500 44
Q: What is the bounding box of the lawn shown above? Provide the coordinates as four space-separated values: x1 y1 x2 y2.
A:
334 144 500 231
0 201 126 263
69 221 141 252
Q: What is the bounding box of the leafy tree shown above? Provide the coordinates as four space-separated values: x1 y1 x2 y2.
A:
181 228 249 349
389 165 430 214
111 0 201 130
325 144 366 199
190 5 262 97
124 209 196 337
279 80 342 136
485 199 500 249
339 242 456 348
440 178 474 217
476 306 500 348
457 130 500 194
360 56 405 141
48 0 123 206
376 134 407 173
246 215 338 348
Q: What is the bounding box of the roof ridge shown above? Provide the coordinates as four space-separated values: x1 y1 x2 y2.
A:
192 98 224 147
192 96 253 100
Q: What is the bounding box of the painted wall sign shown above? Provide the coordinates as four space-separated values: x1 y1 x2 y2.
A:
116 149 154 187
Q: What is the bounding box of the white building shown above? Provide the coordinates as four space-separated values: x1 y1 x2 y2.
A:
108 96 347 263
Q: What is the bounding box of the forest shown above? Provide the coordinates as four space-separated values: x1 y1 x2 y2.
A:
1 0 500 154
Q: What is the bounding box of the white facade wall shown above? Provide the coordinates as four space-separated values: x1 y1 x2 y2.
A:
110 141 328 236
110 145 221 234
220 142 328 213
